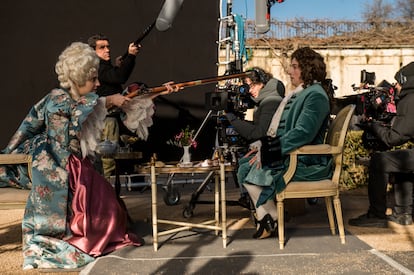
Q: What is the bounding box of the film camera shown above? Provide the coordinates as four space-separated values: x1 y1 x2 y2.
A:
205 83 255 147
354 70 397 151
205 83 254 115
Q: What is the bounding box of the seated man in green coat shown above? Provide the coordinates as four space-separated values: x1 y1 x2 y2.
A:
238 47 335 239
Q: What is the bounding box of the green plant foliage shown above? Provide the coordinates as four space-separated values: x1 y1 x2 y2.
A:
340 130 414 190
341 130 370 190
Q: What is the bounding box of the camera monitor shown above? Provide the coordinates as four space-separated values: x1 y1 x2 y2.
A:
361 70 376 85
205 92 229 111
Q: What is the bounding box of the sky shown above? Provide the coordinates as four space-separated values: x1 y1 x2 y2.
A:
228 0 397 21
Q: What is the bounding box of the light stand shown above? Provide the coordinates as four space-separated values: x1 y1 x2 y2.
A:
211 0 250 162
218 0 243 75
165 0 250 215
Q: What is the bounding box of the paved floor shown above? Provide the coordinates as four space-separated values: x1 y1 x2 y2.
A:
1 178 414 275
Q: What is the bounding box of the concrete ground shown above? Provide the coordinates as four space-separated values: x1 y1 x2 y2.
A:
1 178 413 275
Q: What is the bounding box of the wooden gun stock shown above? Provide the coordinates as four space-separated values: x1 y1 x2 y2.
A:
125 72 251 98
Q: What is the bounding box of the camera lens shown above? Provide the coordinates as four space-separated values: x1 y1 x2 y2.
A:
238 84 250 94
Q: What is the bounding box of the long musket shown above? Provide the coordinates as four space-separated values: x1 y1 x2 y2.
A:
125 72 252 98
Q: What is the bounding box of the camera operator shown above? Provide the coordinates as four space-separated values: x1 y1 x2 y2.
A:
349 62 414 227
224 67 285 208
224 67 285 141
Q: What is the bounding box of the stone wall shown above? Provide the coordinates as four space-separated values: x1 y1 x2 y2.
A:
218 46 414 98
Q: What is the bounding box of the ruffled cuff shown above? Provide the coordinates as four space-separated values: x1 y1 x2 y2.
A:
120 96 155 140
79 97 108 158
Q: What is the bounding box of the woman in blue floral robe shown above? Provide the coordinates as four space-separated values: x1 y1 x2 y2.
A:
0 42 161 269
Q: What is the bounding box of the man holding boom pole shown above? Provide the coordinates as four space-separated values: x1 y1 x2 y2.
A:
87 34 177 177
87 34 140 178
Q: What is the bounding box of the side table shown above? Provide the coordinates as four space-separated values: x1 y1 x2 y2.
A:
137 159 229 251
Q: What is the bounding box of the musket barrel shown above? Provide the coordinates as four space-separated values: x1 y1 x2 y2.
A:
128 72 250 97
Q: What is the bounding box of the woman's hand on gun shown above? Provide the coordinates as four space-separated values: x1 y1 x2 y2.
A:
151 81 182 98
161 81 182 94
106 93 130 108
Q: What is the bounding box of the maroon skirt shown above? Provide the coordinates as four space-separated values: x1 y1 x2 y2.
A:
66 155 142 257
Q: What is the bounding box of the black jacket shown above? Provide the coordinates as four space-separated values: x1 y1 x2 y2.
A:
96 54 136 97
371 86 414 147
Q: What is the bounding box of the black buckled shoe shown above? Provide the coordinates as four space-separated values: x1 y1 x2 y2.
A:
253 214 276 239
348 212 387 228
387 212 413 226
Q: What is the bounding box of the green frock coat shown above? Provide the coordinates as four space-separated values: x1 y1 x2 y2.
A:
238 83 332 206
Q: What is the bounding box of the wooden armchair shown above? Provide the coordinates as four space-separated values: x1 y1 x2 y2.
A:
276 104 355 249
0 154 33 182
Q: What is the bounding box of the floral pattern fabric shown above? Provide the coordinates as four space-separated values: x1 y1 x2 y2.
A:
0 88 140 269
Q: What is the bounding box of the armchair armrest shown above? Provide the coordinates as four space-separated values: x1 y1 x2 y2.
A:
283 144 342 183
289 144 342 156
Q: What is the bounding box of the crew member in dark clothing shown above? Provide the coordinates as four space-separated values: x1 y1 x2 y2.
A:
88 34 139 97
224 67 285 208
349 62 414 227
225 67 285 142
87 34 140 177
87 34 177 177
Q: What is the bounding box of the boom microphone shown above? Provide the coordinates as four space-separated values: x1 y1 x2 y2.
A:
255 0 270 34
156 0 184 31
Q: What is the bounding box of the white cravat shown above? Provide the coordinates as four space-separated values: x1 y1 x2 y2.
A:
248 84 304 161
266 84 304 137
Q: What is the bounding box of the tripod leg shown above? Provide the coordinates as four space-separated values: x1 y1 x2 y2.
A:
182 171 215 218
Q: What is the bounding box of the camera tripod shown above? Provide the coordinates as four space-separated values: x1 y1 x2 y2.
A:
180 111 249 218
159 107 249 218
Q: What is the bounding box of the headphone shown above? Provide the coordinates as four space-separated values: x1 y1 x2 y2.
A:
248 67 268 84
395 71 407 85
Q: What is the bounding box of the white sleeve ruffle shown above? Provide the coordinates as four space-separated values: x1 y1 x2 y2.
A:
121 96 155 141
79 97 108 158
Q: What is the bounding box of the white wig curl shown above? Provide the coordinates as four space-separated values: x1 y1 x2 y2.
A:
55 42 99 89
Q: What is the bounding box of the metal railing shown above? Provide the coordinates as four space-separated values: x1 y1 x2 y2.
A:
222 20 404 39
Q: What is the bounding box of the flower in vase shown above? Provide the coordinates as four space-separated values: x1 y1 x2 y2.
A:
167 126 197 148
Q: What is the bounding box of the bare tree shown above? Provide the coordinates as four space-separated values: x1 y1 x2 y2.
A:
363 0 394 26
395 0 414 20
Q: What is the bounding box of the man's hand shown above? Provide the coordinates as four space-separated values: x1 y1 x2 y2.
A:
128 42 140 56
243 148 262 169
115 43 141 67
